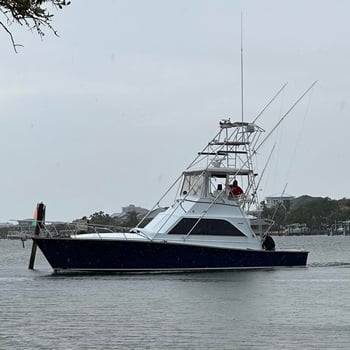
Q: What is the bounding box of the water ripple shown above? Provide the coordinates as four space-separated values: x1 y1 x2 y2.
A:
2 239 350 349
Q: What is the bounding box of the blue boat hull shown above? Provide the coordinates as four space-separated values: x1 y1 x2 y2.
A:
32 237 308 272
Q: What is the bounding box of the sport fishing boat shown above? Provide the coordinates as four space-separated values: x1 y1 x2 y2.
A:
29 118 309 273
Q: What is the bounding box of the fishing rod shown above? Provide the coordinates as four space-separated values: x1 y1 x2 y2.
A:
264 183 288 236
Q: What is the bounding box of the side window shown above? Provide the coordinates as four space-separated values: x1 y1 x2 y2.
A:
168 218 245 236
180 174 205 197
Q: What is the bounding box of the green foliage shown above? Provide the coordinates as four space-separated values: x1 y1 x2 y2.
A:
286 197 335 227
89 211 118 226
87 211 139 228
262 204 289 232
0 0 70 51
262 196 350 233
124 211 139 227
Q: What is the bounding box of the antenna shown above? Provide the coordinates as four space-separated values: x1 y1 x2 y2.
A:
240 13 244 124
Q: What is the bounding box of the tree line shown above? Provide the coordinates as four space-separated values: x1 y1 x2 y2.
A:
262 196 350 234
74 196 350 234
2 196 350 238
0 210 139 238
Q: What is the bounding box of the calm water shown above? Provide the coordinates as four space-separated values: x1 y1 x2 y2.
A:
1 236 350 349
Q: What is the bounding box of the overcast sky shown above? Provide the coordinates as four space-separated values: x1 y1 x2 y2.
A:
0 0 349 222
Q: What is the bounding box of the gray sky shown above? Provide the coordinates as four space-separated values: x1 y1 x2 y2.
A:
0 0 349 222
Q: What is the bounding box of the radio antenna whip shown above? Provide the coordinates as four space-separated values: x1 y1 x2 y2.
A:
240 13 244 124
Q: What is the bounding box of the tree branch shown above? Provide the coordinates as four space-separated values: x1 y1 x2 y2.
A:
0 20 23 52
0 0 70 52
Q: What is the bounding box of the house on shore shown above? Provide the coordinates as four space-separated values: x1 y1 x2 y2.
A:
264 194 295 209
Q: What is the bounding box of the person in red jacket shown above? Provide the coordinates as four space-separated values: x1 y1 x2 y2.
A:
230 180 243 196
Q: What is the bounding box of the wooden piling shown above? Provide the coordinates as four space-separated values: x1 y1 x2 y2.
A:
28 243 38 269
28 202 46 270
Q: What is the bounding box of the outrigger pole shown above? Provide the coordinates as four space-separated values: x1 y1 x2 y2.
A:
255 80 318 152
253 82 288 124
230 80 318 186
28 202 46 269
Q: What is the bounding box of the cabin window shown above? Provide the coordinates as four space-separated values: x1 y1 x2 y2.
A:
180 174 205 197
168 218 245 236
